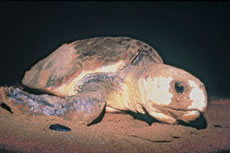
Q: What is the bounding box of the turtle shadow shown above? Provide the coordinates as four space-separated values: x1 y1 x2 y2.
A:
112 111 207 130
124 110 158 125
0 103 13 114
89 109 157 126
88 106 106 126
89 109 207 130
178 114 207 130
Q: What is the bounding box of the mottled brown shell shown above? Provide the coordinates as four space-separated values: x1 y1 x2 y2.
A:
22 37 163 96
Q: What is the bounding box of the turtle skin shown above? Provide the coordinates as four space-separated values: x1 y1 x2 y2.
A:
0 37 207 126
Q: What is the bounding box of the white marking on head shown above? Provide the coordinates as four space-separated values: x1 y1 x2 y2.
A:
188 80 207 112
139 76 173 105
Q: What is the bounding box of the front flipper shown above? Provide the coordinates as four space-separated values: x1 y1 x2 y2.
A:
0 85 106 126
64 88 106 125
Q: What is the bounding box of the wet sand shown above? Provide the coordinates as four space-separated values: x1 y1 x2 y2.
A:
0 99 230 153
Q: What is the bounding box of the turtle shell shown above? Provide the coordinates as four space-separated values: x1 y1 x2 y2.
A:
22 37 163 96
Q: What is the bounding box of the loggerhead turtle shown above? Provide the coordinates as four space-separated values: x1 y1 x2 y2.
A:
0 37 207 126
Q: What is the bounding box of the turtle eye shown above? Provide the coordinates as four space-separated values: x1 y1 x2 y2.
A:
174 82 184 94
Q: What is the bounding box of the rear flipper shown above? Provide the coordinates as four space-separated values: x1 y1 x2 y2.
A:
0 86 106 125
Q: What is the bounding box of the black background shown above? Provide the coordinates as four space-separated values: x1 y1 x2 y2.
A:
0 1 229 98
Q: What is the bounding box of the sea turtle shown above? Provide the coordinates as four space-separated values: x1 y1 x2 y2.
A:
0 37 207 126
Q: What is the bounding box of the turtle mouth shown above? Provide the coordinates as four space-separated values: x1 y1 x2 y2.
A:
163 106 201 113
161 106 202 123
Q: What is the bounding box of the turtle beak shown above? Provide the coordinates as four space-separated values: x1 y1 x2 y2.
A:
179 110 201 123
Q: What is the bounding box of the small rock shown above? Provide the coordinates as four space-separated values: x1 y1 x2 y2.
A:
49 124 71 132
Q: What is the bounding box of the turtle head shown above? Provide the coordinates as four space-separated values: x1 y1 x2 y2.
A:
138 64 207 124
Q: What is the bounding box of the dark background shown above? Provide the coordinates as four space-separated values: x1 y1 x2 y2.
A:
0 1 229 98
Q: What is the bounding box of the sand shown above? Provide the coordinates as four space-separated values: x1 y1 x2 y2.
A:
0 99 230 153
